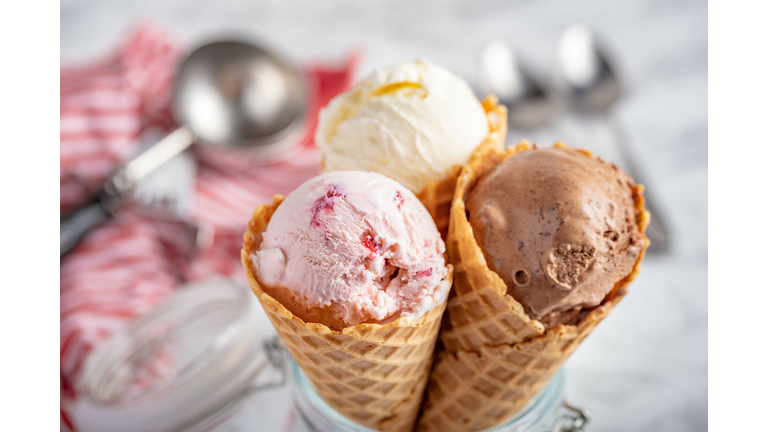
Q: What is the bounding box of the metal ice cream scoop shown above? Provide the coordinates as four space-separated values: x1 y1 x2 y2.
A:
60 40 307 256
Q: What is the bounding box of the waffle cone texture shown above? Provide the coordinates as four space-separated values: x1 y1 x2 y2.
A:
416 96 508 237
417 142 650 431
242 196 454 432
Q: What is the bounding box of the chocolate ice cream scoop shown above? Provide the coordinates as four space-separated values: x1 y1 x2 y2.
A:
465 146 643 328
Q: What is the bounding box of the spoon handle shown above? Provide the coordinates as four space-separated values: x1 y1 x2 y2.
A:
606 114 671 254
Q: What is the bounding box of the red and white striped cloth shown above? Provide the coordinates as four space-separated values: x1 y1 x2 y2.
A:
60 24 358 403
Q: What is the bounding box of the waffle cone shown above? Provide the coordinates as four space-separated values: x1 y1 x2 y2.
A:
417 142 650 431
242 196 454 432
416 96 508 237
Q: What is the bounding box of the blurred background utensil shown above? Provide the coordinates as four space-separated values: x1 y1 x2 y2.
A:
127 129 197 225
59 129 200 256
552 24 671 254
479 40 558 130
60 40 307 256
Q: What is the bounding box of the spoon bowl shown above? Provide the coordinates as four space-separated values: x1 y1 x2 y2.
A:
479 40 558 129
553 24 670 254
552 24 621 112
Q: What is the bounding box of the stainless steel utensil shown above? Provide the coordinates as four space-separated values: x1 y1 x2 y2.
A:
60 40 307 256
479 40 558 129
553 24 671 254
60 129 201 257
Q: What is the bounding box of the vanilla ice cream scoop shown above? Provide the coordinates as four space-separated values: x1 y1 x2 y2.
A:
252 171 450 330
316 59 490 193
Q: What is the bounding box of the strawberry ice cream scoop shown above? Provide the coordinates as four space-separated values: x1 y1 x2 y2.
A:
252 171 450 330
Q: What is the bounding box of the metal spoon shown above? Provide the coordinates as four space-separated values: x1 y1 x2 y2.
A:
552 24 671 254
479 40 559 129
60 40 307 256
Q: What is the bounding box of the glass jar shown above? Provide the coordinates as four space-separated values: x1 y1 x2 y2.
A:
66 279 588 432
287 356 586 432
67 279 285 432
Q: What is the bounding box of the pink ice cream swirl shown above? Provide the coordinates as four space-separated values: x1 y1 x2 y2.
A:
252 171 450 330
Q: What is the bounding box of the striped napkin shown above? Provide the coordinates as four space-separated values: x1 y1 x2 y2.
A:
60 23 357 404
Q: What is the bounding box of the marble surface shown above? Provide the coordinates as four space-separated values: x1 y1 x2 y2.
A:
61 1 707 431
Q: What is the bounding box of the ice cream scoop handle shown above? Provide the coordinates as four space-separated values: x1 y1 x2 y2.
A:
111 127 196 192
60 196 112 256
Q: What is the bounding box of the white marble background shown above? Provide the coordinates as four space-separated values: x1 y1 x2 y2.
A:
61 1 707 431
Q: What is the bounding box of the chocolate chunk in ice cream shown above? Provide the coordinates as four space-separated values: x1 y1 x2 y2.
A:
465 146 643 328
